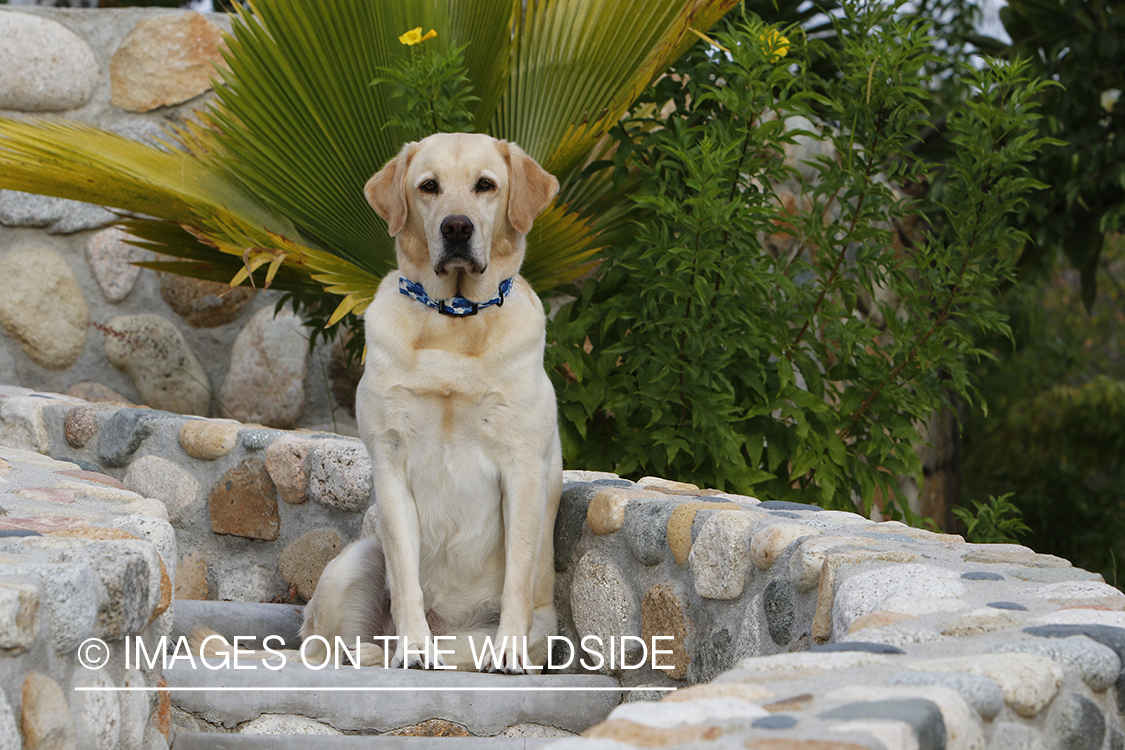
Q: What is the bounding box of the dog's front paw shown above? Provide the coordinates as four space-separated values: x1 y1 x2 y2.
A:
391 637 448 670
479 635 528 675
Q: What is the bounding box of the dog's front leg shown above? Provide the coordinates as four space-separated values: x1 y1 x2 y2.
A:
374 460 443 670
488 467 548 674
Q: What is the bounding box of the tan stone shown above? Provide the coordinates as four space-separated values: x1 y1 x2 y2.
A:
790 539 917 592
57 470 125 489
750 524 822 570
961 548 1071 568
110 12 228 113
264 435 312 504
663 683 774 704
666 501 742 566
386 719 470 737
154 676 171 742
746 740 875 750
0 246 88 370
153 555 172 623
21 671 76 750
941 608 1021 637
279 528 344 601
0 580 39 653
636 476 701 495
1034 581 1125 611
175 552 209 600
209 459 280 540
910 653 1063 718
847 610 916 634
586 487 663 535
179 420 239 460
64 381 134 405
641 582 692 680
585 719 722 747
762 693 814 713
50 527 138 542
811 559 836 643
159 273 253 328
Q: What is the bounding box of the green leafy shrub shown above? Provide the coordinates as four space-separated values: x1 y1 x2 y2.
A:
548 2 1056 520
952 494 1031 545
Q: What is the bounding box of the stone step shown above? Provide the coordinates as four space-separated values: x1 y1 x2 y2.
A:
172 734 558 750
171 599 305 649
168 661 621 736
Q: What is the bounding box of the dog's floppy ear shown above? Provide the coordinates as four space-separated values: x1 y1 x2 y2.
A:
365 142 416 236
504 142 559 235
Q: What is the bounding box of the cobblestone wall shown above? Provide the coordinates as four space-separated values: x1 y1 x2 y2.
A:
0 448 175 749
0 6 355 437
4 381 1125 748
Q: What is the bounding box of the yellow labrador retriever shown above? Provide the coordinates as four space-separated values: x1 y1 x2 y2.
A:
300 133 563 672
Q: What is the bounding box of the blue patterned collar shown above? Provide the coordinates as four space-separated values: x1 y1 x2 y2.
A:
398 276 514 317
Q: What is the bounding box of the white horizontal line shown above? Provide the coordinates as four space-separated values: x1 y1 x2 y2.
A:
75 686 674 692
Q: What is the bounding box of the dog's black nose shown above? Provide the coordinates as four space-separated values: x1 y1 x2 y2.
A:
441 214 474 242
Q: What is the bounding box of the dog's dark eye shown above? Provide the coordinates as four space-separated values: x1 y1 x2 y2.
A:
475 178 496 193
419 179 439 194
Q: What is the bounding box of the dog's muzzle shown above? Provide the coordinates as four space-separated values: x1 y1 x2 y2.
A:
436 214 486 275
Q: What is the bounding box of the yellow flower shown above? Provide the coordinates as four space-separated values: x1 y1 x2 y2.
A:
760 29 790 61
399 27 437 46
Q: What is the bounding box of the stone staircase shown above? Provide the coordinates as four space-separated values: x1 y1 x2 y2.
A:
168 600 621 748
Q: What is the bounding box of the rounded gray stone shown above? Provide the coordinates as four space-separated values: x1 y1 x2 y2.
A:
689 511 754 599
820 699 945 750
97 408 157 468
555 483 600 572
622 499 673 567
763 578 796 646
219 306 308 428
124 454 201 526
889 671 1005 720
0 342 17 386
1048 692 1105 750
240 429 275 451
0 685 19 750
0 12 98 111
570 550 634 651
103 314 210 415
990 722 1049 750
988 635 1121 692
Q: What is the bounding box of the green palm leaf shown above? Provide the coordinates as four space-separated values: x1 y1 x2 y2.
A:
0 0 736 318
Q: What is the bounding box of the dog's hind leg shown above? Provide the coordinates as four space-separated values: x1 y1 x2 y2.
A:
301 536 394 666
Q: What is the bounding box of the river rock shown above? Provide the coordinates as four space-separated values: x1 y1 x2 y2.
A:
86 227 146 303
0 12 98 111
0 246 88 370
102 314 210 415
219 306 307 428
110 12 227 113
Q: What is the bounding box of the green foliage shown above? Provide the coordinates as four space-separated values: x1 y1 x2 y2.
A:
961 234 1125 580
973 0 1125 309
371 41 478 140
548 1 1055 520
0 0 736 330
952 494 1031 545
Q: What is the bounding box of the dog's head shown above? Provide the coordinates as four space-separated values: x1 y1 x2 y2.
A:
365 133 559 303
